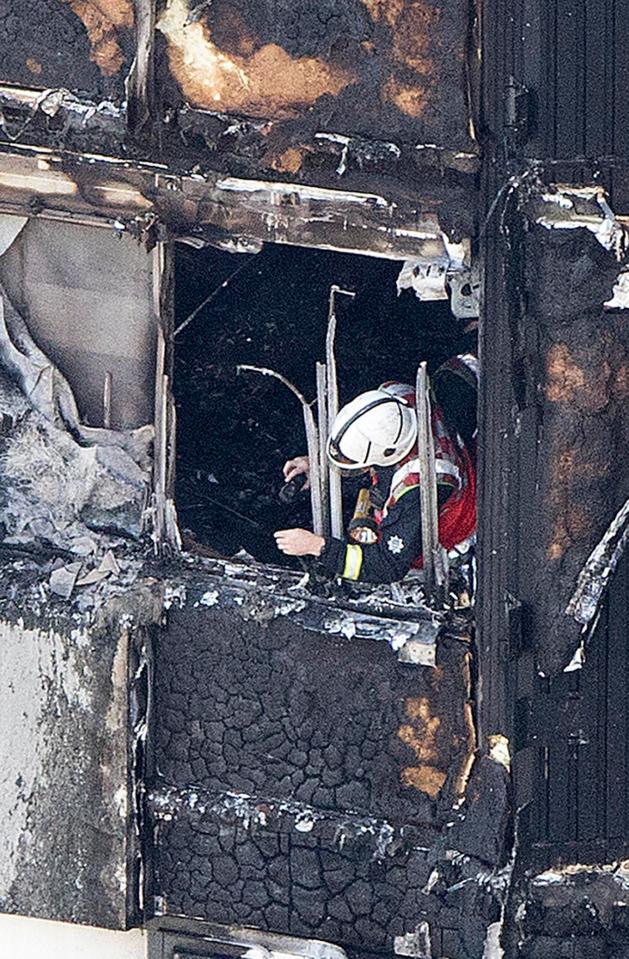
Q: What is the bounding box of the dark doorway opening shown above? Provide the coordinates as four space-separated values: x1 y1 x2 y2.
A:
174 243 470 565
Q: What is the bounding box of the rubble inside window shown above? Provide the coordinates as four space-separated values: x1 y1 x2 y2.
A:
0 203 478 651
0 212 156 609
174 238 478 613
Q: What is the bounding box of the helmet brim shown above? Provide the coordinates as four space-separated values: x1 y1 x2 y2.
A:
327 439 367 473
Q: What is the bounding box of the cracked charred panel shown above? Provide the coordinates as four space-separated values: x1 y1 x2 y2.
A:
157 0 474 149
0 0 134 98
150 797 500 955
148 762 508 956
0 601 140 928
524 228 629 674
152 598 474 822
151 794 434 950
148 584 508 956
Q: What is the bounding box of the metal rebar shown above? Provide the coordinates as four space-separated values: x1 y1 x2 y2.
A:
416 363 447 594
326 284 355 538
237 364 324 535
152 328 167 550
102 371 112 429
316 361 330 537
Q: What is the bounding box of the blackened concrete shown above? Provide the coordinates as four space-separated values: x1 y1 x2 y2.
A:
0 586 159 928
147 576 510 958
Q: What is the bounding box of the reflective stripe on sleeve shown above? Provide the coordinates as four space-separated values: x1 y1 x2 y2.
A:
342 543 363 581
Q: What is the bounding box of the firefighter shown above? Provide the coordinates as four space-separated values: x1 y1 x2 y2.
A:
274 355 478 584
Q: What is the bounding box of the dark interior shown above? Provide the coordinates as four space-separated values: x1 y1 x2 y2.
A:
174 242 468 565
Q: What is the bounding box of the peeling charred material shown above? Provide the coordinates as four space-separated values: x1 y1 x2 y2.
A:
0 86 128 161
566 495 629 630
478 178 629 687
174 110 479 223
513 861 629 958
0 537 489 940
527 186 629 259
0 146 471 260
521 219 629 676
0 91 478 236
163 559 451 663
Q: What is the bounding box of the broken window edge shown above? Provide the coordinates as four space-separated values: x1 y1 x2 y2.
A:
565 495 629 629
528 183 629 261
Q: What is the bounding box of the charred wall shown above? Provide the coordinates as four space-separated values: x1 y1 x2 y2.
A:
0 0 135 100
479 4 629 951
498 219 629 883
520 225 629 675
512 860 629 959
480 0 629 205
0 0 479 228
155 0 475 150
477 192 629 953
146 577 510 959
151 598 474 823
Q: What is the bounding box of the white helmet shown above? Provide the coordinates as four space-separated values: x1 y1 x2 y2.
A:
327 389 417 472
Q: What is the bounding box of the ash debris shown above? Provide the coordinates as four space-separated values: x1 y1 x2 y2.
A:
0 241 159 613
0 350 150 615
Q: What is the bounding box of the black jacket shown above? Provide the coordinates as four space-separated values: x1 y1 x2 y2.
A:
317 469 454 584
316 357 477 584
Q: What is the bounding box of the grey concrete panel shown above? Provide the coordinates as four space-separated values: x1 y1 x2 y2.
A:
0 607 135 928
0 217 157 430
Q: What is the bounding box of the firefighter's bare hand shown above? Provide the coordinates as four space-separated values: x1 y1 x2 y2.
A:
282 456 310 489
274 528 324 557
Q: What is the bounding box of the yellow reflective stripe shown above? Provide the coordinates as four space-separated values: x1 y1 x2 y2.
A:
394 482 421 503
342 543 363 581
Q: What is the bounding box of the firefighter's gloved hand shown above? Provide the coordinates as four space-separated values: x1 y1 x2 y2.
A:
274 528 324 557
282 456 310 489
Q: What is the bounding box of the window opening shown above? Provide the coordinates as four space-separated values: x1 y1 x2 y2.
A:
174 242 477 599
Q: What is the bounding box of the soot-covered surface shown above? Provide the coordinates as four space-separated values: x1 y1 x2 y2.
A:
148 586 506 959
174 243 464 562
0 0 134 99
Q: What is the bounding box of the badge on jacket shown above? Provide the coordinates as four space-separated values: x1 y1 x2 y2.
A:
387 535 405 554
